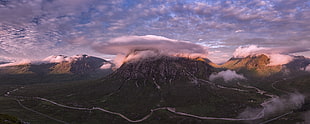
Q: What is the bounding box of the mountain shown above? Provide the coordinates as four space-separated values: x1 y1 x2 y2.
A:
221 54 310 77
43 54 110 74
35 55 265 121
0 55 113 84
1 54 309 124
110 55 215 83
221 54 282 77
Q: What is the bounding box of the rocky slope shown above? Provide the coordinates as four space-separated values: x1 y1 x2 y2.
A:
110 55 215 84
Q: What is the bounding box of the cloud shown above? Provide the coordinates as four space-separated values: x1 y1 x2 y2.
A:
93 35 208 67
233 45 268 58
233 45 301 66
93 35 208 55
0 0 309 63
209 70 245 82
0 0 100 61
42 55 75 63
306 64 310 72
0 59 31 67
267 54 293 66
239 93 305 119
100 63 112 69
42 54 95 63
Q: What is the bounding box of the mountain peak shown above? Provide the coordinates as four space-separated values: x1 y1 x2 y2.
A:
222 54 310 77
222 54 282 77
110 55 215 84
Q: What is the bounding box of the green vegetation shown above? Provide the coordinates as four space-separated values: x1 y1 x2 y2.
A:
0 113 22 124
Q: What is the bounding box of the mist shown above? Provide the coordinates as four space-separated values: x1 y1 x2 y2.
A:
209 70 245 82
239 93 305 119
306 64 310 72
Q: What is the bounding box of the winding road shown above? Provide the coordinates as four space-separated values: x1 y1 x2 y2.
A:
3 78 297 123
4 88 69 124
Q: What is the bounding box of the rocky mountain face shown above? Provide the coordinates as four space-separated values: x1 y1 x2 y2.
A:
85 55 265 119
221 54 282 77
109 55 216 84
46 54 110 74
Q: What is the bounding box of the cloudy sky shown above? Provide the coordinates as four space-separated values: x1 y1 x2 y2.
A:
0 0 309 63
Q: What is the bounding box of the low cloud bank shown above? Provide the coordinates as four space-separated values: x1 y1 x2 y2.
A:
233 45 297 66
209 70 245 82
239 93 305 119
93 35 209 68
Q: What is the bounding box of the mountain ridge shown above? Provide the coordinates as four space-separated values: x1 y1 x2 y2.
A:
0 54 113 84
221 54 310 77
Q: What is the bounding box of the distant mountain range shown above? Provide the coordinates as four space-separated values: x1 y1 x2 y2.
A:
0 54 113 84
1 53 309 84
1 53 310 123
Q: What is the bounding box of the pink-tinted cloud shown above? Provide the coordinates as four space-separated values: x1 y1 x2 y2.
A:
93 35 208 56
93 35 208 68
0 59 31 67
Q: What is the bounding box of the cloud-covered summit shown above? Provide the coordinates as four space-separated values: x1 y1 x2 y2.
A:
93 35 208 57
93 35 208 68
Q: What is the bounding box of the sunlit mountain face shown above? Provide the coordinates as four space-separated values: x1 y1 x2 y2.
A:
0 0 310 124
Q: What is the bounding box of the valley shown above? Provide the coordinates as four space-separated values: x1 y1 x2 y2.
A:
0 54 309 124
